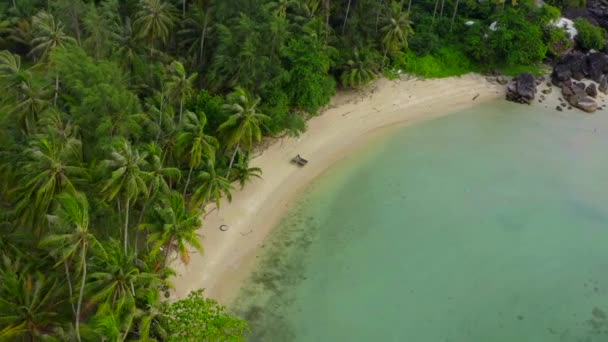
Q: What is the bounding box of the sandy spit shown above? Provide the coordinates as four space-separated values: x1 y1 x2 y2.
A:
171 74 505 305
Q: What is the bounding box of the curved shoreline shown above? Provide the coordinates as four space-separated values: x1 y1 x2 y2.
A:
171 74 504 305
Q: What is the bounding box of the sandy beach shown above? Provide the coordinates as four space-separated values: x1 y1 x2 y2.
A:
171 73 505 304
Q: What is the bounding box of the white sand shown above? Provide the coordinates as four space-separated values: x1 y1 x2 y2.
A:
171 74 505 304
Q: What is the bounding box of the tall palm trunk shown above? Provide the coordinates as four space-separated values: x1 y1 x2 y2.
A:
156 87 165 142
440 0 445 17
342 0 352 34
431 0 440 28
199 9 210 65
407 0 412 13
226 143 240 178
124 197 130 254
179 98 184 124
183 0 186 18
183 165 194 197
163 237 174 267
450 0 460 32
64 262 76 314
324 0 330 43
54 73 59 106
75 244 87 342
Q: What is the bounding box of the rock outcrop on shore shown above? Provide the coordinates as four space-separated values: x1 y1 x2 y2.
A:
549 51 608 113
506 73 537 104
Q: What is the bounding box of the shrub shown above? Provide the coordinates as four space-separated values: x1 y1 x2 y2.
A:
409 31 441 56
574 18 606 51
164 289 249 342
401 47 475 78
546 27 574 56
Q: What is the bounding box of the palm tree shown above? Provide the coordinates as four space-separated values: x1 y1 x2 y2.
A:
178 5 213 66
30 11 76 105
10 76 50 135
15 134 86 233
134 0 176 48
219 87 270 174
342 0 352 33
100 138 150 254
190 160 233 210
266 0 298 18
111 17 142 74
231 152 262 189
0 50 24 90
0 256 62 341
450 0 460 31
340 49 378 89
166 61 198 123
177 110 219 197
88 240 165 309
380 1 413 63
143 191 203 267
30 11 75 59
41 192 100 342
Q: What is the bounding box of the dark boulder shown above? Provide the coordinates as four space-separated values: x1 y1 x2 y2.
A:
552 64 572 86
574 96 599 113
562 51 589 80
600 76 608 94
586 52 608 82
506 73 537 104
586 83 598 97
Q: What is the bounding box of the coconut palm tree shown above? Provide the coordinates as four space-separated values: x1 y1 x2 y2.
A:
11 76 50 135
30 11 76 105
190 160 233 210
143 191 203 267
15 134 86 233
0 50 24 90
134 0 176 47
340 48 378 89
41 192 100 342
100 138 150 253
231 152 262 189
166 61 197 123
219 87 270 174
30 11 75 60
87 240 165 310
0 255 62 341
380 1 413 63
177 110 218 197
178 5 213 66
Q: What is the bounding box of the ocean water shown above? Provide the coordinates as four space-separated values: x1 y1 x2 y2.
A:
233 100 608 342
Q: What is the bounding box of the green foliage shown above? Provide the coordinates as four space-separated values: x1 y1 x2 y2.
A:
464 9 548 68
283 34 336 113
401 47 475 78
409 31 440 56
165 289 249 341
574 18 606 51
339 48 380 89
546 27 574 57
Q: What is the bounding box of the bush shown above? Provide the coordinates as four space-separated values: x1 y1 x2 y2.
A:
401 47 475 78
409 31 441 56
574 18 606 51
165 289 249 342
546 27 574 56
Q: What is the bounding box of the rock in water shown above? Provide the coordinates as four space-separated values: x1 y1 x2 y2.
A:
586 83 598 98
506 73 537 104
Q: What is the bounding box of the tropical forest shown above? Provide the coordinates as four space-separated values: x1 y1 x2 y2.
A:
0 0 604 340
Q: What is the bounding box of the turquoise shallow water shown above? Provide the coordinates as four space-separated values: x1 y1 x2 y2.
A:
233 101 608 342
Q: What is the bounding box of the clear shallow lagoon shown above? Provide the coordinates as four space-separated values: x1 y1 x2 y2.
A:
233 101 608 342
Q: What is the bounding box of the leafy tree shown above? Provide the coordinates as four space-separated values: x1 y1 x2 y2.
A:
164 289 249 341
30 11 76 60
231 152 262 189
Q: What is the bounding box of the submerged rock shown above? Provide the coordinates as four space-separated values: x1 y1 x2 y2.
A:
506 73 537 104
